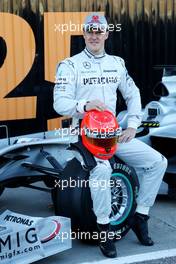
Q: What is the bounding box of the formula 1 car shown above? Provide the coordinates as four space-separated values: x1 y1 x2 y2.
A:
118 66 176 198
0 126 139 241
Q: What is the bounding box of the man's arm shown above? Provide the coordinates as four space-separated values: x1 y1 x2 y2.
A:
117 58 142 142
118 58 142 130
53 61 87 116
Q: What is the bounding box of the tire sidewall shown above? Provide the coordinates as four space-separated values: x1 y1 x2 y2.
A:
109 161 139 237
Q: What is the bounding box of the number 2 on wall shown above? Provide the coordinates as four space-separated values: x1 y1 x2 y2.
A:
0 12 36 121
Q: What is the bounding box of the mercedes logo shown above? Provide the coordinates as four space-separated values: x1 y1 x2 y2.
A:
83 61 91 69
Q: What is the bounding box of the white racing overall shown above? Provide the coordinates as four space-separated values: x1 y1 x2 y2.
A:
54 48 167 224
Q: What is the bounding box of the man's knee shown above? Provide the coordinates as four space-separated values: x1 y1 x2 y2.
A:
158 155 168 172
151 154 168 176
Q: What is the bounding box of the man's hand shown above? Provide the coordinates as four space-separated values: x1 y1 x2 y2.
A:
118 127 136 143
85 100 107 111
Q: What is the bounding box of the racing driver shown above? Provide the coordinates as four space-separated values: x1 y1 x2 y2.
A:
53 13 167 258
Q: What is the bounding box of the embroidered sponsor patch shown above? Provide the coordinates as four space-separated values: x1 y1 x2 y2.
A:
55 77 69 85
57 85 66 92
82 76 120 85
103 69 118 72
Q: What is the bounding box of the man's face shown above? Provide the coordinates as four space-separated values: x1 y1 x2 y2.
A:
83 28 109 54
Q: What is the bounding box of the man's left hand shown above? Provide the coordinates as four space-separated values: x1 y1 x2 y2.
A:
118 127 137 143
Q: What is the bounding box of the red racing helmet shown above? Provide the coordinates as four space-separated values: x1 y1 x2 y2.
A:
81 110 121 160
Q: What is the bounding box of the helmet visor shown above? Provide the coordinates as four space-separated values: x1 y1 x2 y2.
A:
86 136 118 149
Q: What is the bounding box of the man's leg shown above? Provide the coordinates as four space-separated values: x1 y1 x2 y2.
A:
89 159 117 258
115 138 167 245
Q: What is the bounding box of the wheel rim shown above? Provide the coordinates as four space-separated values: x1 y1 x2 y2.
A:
110 173 133 225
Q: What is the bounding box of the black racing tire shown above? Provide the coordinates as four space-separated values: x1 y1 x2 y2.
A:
0 185 4 197
52 157 139 242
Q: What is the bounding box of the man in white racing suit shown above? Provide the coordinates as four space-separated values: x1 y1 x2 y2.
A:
53 13 167 258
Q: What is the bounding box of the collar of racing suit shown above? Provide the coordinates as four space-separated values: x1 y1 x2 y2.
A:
84 47 106 59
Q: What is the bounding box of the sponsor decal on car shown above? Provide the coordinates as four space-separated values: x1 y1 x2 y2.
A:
0 210 71 264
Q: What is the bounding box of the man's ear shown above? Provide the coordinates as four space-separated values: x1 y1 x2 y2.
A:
83 30 86 39
105 31 109 40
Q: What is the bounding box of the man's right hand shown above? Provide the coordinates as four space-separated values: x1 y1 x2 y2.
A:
85 100 107 112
